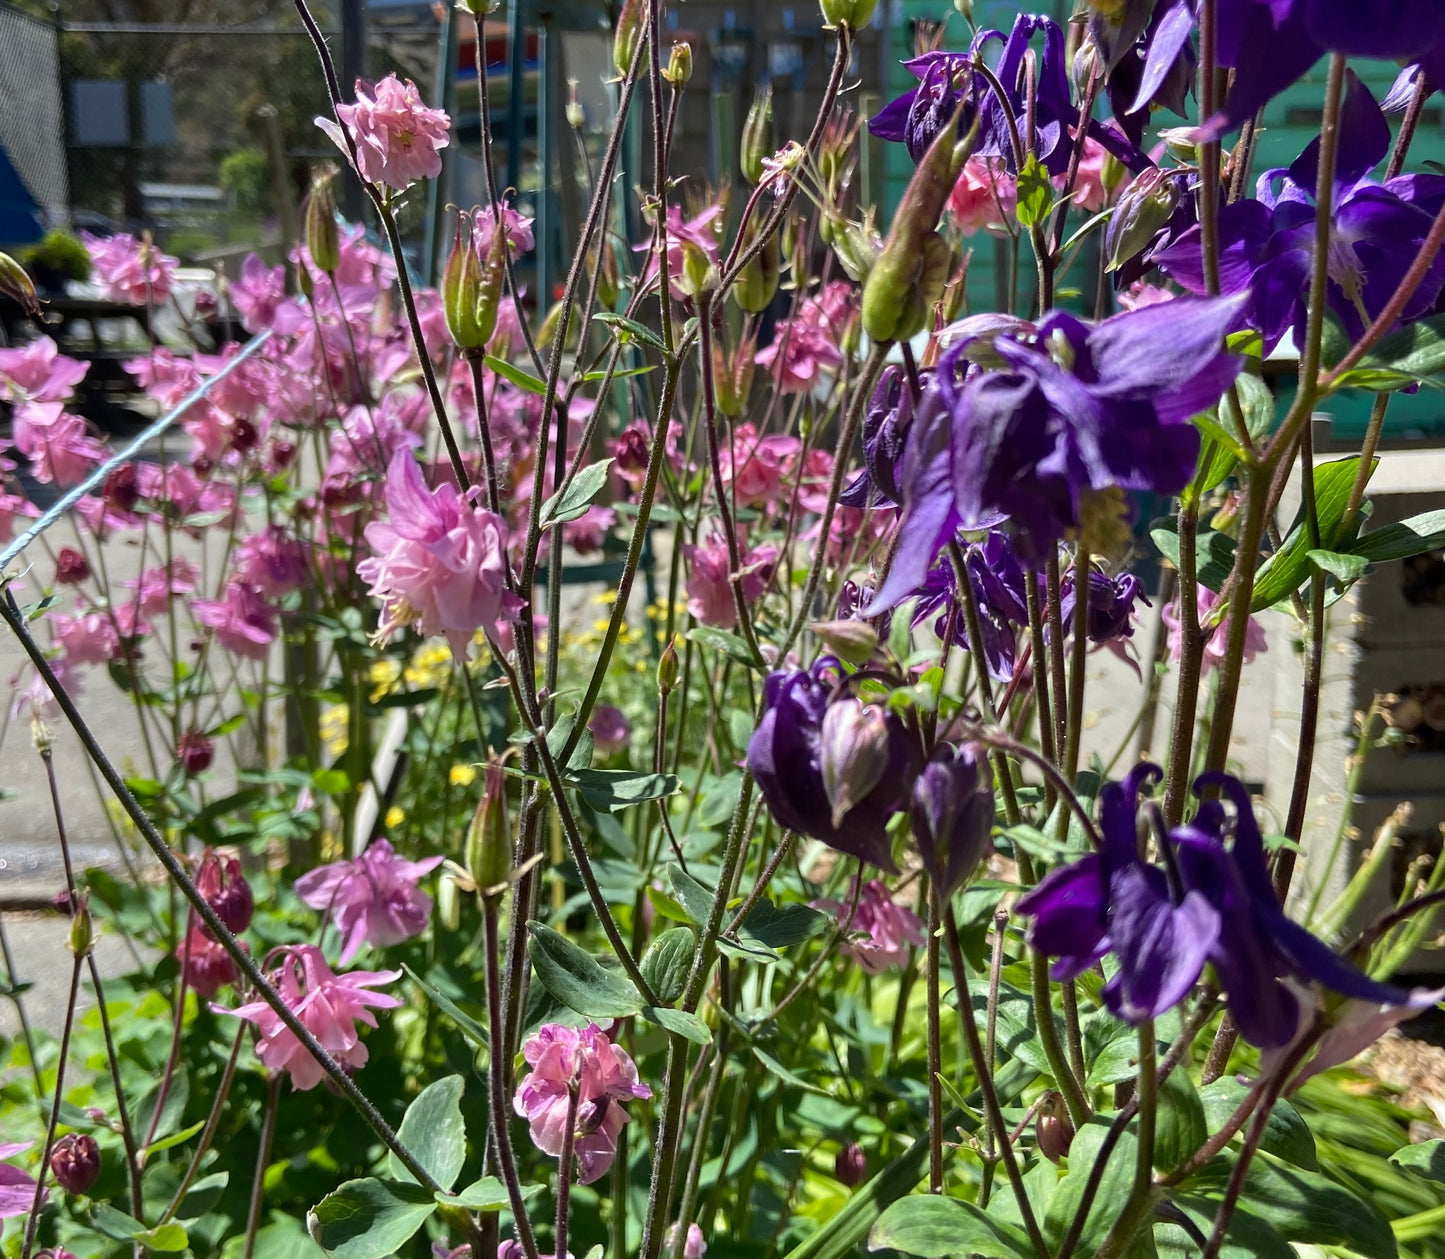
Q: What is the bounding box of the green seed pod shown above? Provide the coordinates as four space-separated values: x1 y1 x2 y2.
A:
304 170 341 275
614 0 643 77
68 895 95 960
812 619 878 666
733 221 779 313
665 41 693 86
466 761 513 896
442 214 487 351
819 0 877 30
473 211 508 347
0 251 38 315
740 87 774 186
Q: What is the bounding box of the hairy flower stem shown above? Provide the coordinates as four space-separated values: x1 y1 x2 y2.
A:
0 589 441 1192
639 1031 691 1259
1064 545 1090 784
21 954 83 1259
941 905 1049 1259
1163 501 1205 824
157 1024 248 1225
241 1074 282 1259
927 895 945 1193
669 1028 729 1259
555 1086 580 1259
1024 571 1058 774
483 895 543 1259
466 352 505 517
1093 1022 1158 1259
1196 0 1223 294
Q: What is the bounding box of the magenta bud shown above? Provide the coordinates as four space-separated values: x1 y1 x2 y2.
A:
50 1133 100 1194
178 730 215 777
1036 1098 1074 1163
55 547 90 585
835 1142 867 1187
195 851 253 934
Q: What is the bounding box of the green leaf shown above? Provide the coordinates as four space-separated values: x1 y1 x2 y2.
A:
443 1177 511 1210
1334 314 1445 392
1189 375 1275 499
145 1119 206 1155
173 1170 229 1220
308 1177 438 1259
752 1046 831 1096
135 1068 189 1150
869 1194 1034 1258
1153 1068 1207 1174
1390 1139 1445 1183
571 768 679 812
402 964 489 1051
642 1005 712 1044
1353 509 1445 563
1161 1193 1294 1259
1016 154 1052 228
1045 1115 1139 1254
389 1074 466 1191
668 864 717 925
640 927 695 1003
1307 548 1369 584
593 310 665 350
137 1224 190 1251
1198 1079 1317 1171
539 458 616 529
1150 521 1237 593
730 899 829 956
91 1204 157 1243
686 625 761 669
1251 456 1372 608
484 354 547 394
526 921 644 1017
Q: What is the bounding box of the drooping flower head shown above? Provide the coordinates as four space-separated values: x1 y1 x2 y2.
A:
215 943 401 1090
513 1023 652 1184
682 533 777 630
747 658 916 871
294 838 444 964
816 878 927 973
0 1142 42 1218
329 73 451 189
910 742 995 897
196 851 254 935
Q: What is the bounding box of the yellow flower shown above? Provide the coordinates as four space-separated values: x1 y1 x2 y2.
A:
450 763 477 786
369 658 403 701
320 703 349 757
385 805 405 830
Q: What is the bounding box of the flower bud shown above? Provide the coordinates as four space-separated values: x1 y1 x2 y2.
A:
819 0 877 30
819 700 892 829
1072 37 1101 101
733 220 779 313
678 239 718 299
909 743 993 897
665 41 693 87
1036 1096 1074 1163
50 1134 100 1195
466 761 512 896
811 619 878 667
55 547 90 585
831 209 882 283
304 170 341 275
443 213 489 352
0 250 39 315
565 79 585 129
657 639 680 694
178 729 214 776
1158 127 1198 165
455 0 500 14
740 87 774 186
196 851 254 934
713 327 756 417
67 896 94 960
614 0 643 76
835 1142 867 1187
588 238 620 309
1104 167 1180 273
437 866 462 930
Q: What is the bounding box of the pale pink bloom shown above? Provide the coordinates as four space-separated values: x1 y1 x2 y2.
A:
1064 135 1112 211
497 1247 567 1259
294 838 444 964
1163 587 1268 676
0 336 87 403
231 254 287 333
358 448 524 661
0 1142 43 1218
815 879 925 974
683 534 777 629
216 944 401 1090
20 408 106 487
234 528 310 597
588 705 631 756
0 490 36 544
10 657 82 721
326 398 424 482
811 281 857 332
636 203 723 300
755 317 844 394
563 505 614 556
665 1224 707 1259
127 560 199 618
126 347 202 409
513 1022 652 1184
82 231 178 304
330 73 451 190
475 202 535 255
720 422 801 508
50 611 121 667
178 920 238 998
135 464 237 531
1117 280 1175 311
947 157 1017 234
193 583 278 660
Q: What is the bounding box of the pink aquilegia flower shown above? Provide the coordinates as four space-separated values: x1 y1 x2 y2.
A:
1065 134 1112 212
1117 280 1175 311
215 944 400 1090
294 838 444 964
230 254 287 333
513 1022 651 1184
192 583 278 661
234 528 310 597
178 921 238 999
946 157 1017 235
50 611 122 667
1163 586 1268 677
665 1224 708 1259
815 879 925 974
81 231 178 305
0 1142 42 1218
588 705 632 756
475 201 535 255
683 534 778 629
720 422 800 508
358 448 524 661
636 203 723 300
755 314 845 395
0 336 87 403
329 73 450 190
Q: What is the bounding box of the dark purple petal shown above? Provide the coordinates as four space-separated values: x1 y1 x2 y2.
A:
1300 0 1445 61
1016 853 1110 974
867 90 917 143
1086 294 1248 402
1103 867 1219 1022
1214 0 1321 132
1128 0 1198 116
1287 70 1389 195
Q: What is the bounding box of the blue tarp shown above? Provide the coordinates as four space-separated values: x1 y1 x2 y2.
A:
0 143 41 246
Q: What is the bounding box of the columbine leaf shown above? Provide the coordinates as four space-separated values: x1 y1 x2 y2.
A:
640 927 695 1003
593 311 665 350
869 1194 1034 1259
1252 457 1372 609
444 1177 511 1210
1150 521 1237 593
642 1005 712 1044
1198 1078 1317 1170
526 921 644 1017
484 354 547 394
1015 154 1052 228
1390 1139 1445 1183
402 964 490 1051
308 1177 437 1259
389 1074 466 1191
571 768 679 812
1307 549 1369 585
1353 509 1445 563
539 458 616 529
1334 315 1445 393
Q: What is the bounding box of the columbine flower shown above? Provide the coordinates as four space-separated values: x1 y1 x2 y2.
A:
719 422 800 508
1162 586 1267 676
178 729 214 776
358 448 524 662
0 1142 42 1218
178 920 238 998
839 366 921 510
865 294 1245 612
193 582 278 661
588 705 632 756
910 743 994 897
755 305 846 394
196 851 254 934
513 1023 652 1184
474 201 535 255
682 534 777 630
636 203 723 301
747 658 915 872
1158 72 1445 353
234 527 310 598
81 231 178 304
230 254 286 333
1060 568 1152 677
216 944 400 1090
50 611 121 668
816 878 926 973
0 335 88 403
328 73 451 189
946 157 1017 235
664 1223 708 1259
294 838 444 964
49 1134 100 1195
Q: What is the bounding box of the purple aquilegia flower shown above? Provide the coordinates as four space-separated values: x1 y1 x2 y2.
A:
910 743 994 897
0 1142 42 1218
839 365 921 510
865 294 1245 612
1087 0 1197 147
1157 73 1445 353
746 658 915 872
513 1023 651 1184
816 878 927 973
905 534 1033 684
1059 568 1152 677
295 838 444 964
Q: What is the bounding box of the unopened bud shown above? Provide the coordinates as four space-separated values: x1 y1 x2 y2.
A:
835 1142 867 1187
68 896 94 959
811 619 878 666
178 729 214 777
657 639 680 693
55 547 90 585
50 1134 101 1195
444 213 488 351
196 851 254 934
304 171 341 274
1104 168 1180 273
466 761 513 895
664 41 693 87
819 700 891 828
1036 1097 1074 1163
1158 127 1198 165
832 210 883 283
1072 37 1101 101
565 79 585 129
678 239 718 299
733 220 779 313
713 329 755 417
819 0 877 30
0 251 39 315
455 0 500 14
910 743 993 897
614 0 644 76
437 867 462 930
740 88 774 186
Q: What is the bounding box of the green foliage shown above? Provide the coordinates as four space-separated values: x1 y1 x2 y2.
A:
218 147 272 218
22 228 92 281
